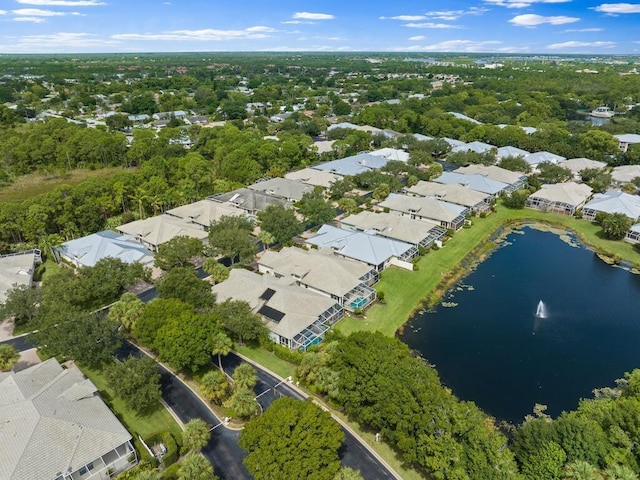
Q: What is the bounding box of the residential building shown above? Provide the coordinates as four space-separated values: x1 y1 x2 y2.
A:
451 140 495 155
57 231 154 268
208 188 291 215
453 164 527 193
413 133 434 142
166 199 246 229
213 269 343 351
0 249 41 304
248 178 315 202
306 224 418 271
526 183 593 216
612 165 640 184
442 137 466 149
368 148 410 162
582 190 640 221
406 181 492 213
625 223 640 244
0 358 137 480
116 214 208 251
615 133 640 153
496 146 530 160
558 158 607 180
258 246 377 311
379 193 468 231
341 210 447 248
447 112 482 124
285 168 341 188
524 151 566 170
312 153 392 177
433 171 509 197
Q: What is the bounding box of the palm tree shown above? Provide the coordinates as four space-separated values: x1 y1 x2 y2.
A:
182 418 211 453
200 369 230 405
178 452 217 480
211 332 233 373
563 461 602 480
603 465 638 480
38 233 64 263
232 363 258 390
257 230 275 251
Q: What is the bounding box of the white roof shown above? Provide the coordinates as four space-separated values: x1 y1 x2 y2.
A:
285 168 341 188
454 164 526 185
413 133 434 142
0 359 132 480
529 182 593 207
58 230 154 268
117 214 208 248
559 158 607 174
212 269 339 341
0 250 40 304
406 181 490 208
524 151 566 166
584 190 640 220
368 148 410 162
379 193 468 223
167 200 245 228
612 165 640 184
441 137 466 148
434 171 509 195
248 177 314 202
259 246 372 297
341 210 443 245
451 141 495 154
306 224 414 267
447 112 482 124
615 134 640 144
496 146 530 160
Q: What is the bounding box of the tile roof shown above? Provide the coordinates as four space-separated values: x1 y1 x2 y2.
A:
454 164 526 185
406 181 490 208
166 199 245 228
341 210 443 245
248 177 315 202
529 182 593 207
379 193 468 223
285 168 342 188
117 214 208 248
0 250 40 304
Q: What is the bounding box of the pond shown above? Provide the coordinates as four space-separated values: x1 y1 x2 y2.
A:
400 226 640 423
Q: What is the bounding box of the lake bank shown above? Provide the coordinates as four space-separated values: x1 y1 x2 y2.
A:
335 203 640 337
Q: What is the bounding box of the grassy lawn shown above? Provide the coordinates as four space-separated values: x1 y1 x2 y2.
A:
235 345 297 379
336 205 640 337
79 363 183 456
0 167 136 203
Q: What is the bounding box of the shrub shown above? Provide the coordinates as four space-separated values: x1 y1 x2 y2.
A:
479 212 487 218
376 290 385 303
159 462 181 480
143 431 180 469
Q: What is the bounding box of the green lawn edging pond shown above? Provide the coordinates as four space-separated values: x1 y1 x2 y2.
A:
336 204 640 337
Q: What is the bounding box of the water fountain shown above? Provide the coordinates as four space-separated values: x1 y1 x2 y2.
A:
535 300 546 319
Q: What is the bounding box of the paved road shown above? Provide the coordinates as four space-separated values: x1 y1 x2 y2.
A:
223 353 395 480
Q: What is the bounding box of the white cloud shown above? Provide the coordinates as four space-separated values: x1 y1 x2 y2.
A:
563 27 603 32
390 39 502 52
403 22 463 29
379 15 427 21
292 12 334 20
485 0 570 7
14 16 47 22
0 10 7 15
15 0 104 5
509 14 580 26
547 40 616 48
0 32 118 52
12 8 67 16
112 27 276 42
593 3 640 13
409 35 426 41
266 45 353 52
281 20 315 25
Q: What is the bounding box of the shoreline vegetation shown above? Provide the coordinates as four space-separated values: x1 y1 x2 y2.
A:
335 202 640 337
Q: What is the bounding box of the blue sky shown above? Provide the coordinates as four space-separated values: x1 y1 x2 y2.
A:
0 0 639 54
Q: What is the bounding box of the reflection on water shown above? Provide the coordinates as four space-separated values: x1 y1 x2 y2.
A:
400 227 640 423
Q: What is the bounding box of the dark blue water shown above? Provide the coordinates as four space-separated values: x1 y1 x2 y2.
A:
400 227 640 424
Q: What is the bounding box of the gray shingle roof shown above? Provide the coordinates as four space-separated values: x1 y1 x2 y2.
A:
406 181 490 208
117 214 208 248
434 171 508 195
379 193 468 223
0 359 132 480
312 153 392 176
341 210 443 245
454 165 527 185
166 199 245 227
248 178 314 202
209 188 291 213
0 250 40 304
285 168 341 188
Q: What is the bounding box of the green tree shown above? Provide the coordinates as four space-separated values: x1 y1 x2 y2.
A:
215 299 267 345
298 190 336 228
257 205 303 245
0 284 42 326
178 453 218 480
521 441 567 480
211 331 233 372
108 292 145 331
233 362 258 390
200 369 231 405
37 314 122 367
154 236 203 270
239 398 344 480
498 156 531 173
372 183 390 202
562 461 602 480
334 467 364 480
257 229 275 251
182 418 211 453
224 387 260 419
0 344 20 371
156 267 216 310
105 356 161 413
598 213 633 240
202 259 229 284
537 163 572 184
337 198 358 214
503 191 529 209
208 215 256 265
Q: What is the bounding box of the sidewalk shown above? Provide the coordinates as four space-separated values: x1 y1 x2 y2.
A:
0 319 15 342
